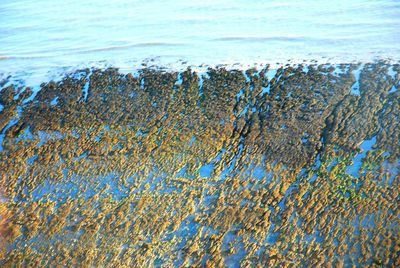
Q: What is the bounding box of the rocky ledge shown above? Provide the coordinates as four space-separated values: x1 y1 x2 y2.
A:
0 61 399 266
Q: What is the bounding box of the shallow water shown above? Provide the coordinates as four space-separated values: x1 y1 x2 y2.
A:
1 61 399 267
1 0 400 84
1 1 400 266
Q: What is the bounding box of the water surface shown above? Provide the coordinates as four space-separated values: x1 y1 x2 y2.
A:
1 0 399 84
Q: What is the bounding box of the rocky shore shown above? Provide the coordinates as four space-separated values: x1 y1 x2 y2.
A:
0 61 399 266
